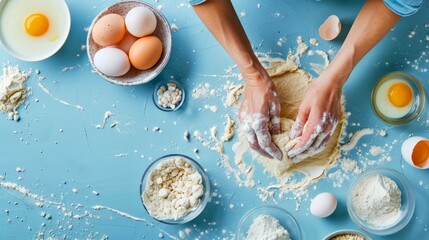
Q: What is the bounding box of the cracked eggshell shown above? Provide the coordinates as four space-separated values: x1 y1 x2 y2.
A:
401 136 429 169
319 15 341 41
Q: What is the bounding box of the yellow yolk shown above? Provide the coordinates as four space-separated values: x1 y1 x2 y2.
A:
388 82 412 107
412 140 429 168
24 13 49 37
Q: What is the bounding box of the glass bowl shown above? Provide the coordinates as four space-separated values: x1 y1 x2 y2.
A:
87 1 172 85
323 229 372 240
140 154 210 224
236 205 302 240
371 72 425 125
152 79 185 111
347 168 415 236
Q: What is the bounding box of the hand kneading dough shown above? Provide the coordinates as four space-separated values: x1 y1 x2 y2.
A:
233 56 345 188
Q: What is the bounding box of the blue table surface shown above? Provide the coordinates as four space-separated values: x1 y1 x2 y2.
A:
1 0 429 239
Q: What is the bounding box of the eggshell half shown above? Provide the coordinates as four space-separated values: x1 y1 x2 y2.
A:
401 136 429 169
319 15 341 41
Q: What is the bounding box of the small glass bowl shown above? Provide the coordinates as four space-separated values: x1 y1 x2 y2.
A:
371 72 425 125
236 205 302 240
347 168 415 236
140 154 210 224
152 79 185 112
323 229 372 240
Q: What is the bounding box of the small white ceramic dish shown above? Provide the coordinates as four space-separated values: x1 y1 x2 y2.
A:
0 0 71 62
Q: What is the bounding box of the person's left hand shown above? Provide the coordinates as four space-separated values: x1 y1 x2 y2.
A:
287 73 343 162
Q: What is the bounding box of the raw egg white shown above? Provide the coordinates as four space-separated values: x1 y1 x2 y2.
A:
0 0 70 61
374 79 414 119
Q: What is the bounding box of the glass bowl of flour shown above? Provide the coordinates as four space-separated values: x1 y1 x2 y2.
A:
236 205 302 240
140 154 210 224
347 168 415 235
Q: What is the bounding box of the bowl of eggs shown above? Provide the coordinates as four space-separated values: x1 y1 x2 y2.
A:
371 72 425 125
87 1 172 85
0 0 71 61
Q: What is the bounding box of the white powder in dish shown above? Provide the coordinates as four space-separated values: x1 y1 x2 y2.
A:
142 157 204 220
0 65 30 121
245 215 290 240
351 174 401 227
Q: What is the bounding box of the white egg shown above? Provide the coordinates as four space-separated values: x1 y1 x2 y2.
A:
125 6 157 38
0 0 70 61
374 79 414 119
310 192 337 218
93 48 130 77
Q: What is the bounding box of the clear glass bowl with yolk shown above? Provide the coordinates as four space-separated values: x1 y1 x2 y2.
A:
371 72 425 125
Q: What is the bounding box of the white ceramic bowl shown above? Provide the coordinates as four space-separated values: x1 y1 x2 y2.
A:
0 0 71 61
87 1 172 86
347 168 415 236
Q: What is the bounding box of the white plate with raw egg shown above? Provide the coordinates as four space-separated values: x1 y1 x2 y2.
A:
87 1 172 86
0 0 71 61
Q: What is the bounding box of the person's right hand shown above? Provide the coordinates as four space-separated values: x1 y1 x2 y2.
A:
238 67 283 160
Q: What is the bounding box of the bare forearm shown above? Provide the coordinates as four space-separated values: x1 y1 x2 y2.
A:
327 0 400 85
192 0 263 80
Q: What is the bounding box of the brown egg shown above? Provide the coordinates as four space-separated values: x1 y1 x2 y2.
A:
129 36 163 70
92 14 126 46
112 31 138 54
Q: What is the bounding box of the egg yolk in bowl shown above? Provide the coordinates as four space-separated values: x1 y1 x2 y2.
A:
24 13 50 37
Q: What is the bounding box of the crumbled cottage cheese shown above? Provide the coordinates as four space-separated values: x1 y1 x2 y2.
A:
245 215 290 240
156 82 183 109
330 234 365 240
351 174 401 227
0 65 30 121
142 157 204 220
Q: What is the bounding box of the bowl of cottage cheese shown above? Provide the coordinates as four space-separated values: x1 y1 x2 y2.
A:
140 154 210 224
236 205 302 240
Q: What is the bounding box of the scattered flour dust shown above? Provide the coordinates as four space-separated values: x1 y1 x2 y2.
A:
142 156 204 221
245 215 290 240
0 180 184 239
227 46 346 200
38 81 84 111
0 65 30 121
351 174 401 227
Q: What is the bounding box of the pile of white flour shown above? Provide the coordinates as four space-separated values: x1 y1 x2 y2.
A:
351 174 401 227
142 157 204 220
0 65 30 121
245 215 290 240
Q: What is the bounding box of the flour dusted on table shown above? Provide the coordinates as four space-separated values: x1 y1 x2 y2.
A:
0 65 30 121
351 174 401 227
142 157 204 220
245 215 290 240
